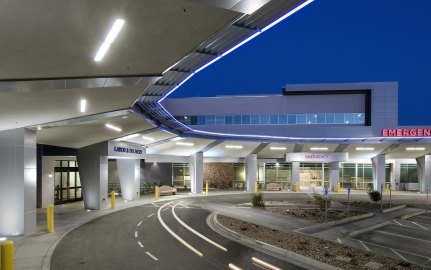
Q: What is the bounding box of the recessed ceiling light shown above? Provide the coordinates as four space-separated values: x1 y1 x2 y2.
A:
310 147 328 151
94 19 125 62
105 123 122 132
122 116 128 119
80 99 87 113
142 136 155 141
37 125 42 131
356 147 374 151
176 142 194 146
406 147 426 151
118 134 139 140
172 137 184 141
270 147 286 150
226 145 243 149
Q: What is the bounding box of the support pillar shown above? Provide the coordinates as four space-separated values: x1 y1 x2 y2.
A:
117 159 140 201
245 154 257 193
416 155 431 193
330 162 340 191
393 160 401 191
372 154 386 191
0 128 36 236
291 161 300 190
189 152 203 194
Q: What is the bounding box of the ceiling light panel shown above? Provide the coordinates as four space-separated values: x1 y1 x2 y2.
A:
105 123 122 132
356 147 374 151
80 99 87 113
270 147 286 150
406 147 426 151
310 147 328 151
176 142 194 146
142 136 155 141
225 145 243 149
94 19 125 62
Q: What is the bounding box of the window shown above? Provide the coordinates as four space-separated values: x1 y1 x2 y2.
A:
326 113 335 124
270 115 278 124
297 114 306 124
316 114 325 124
287 114 296 124
334 114 344 124
260 115 270 125
233 115 241 124
225 115 233 125
306 114 317 124
206 115 215 125
241 115 250 125
215 115 224 125
250 115 259 124
279 114 287 124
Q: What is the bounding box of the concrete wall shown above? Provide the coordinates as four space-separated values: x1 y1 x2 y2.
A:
203 163 233 189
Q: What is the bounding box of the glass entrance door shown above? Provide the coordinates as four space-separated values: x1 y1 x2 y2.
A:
300 163 324 190
54 160 82 204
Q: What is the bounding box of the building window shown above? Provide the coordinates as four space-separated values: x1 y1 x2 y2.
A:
54 160 82 205
172 163 190 188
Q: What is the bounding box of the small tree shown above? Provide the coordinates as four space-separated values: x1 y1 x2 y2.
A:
368 190 382 204
251 192 266 208
312 192 332 212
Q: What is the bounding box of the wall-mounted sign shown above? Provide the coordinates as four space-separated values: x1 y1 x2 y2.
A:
113 146 143 154
382 128 431 137
285 152 348 163
108 141 146 158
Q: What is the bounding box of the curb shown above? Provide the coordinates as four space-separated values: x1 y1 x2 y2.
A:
400 209 427 220
296 212 374 234
348 220 392 237
207 212 341 270
382 205 406 213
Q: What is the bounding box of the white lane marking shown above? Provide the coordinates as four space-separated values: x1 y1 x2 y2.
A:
137 221 142 227
306 193 313 199
157 202 203 257
359 240 371 252
228 263 243 270
172 202 227 252
412 221 430 230
180 203 190 208
416 215 431 220
391 249 407 261
146 251 158 261
163 208 169 211
393 220 403 226
374 230 431 244
337 238 342 243
147 213 155 218
252 257 282 270
135 231 138 238
151 203 158 207
137 241 144 248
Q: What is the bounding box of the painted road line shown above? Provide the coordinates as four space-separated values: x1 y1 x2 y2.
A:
135 231 138 238
158 202 203 257
337 238 342 243
172 202 227 252
146 251 158 261
306 193 313 199
412 221 430 230
151 203 158 207
391 249 407 261
147 213 155 218
228 263 243 270
163 208 169 211
374 230 431 244
359 241 371 252
393 220 403 226
252 257 282 270
137 241 144 248
180 203 190 208
137 221 142 227
392 220 422 230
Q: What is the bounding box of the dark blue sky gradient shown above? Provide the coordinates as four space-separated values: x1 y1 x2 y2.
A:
170 0 431 125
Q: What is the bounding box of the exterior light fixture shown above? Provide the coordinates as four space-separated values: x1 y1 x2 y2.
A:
225 145 243 149
176 142 194 146
48 173 53 178
310 147 328 151
37 125 42 131
80 99 87 113
406 147 426 151
105 123 122 132
356 147 374 151
94 19 125 62
142 136 155 141
270 147 287 150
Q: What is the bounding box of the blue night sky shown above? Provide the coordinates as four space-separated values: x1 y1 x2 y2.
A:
170 0 431 126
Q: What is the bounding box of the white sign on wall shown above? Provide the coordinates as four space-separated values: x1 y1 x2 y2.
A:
108 141 146 159
285 152 348 163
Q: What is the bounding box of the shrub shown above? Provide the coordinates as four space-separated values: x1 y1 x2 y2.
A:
368 190 382 204
251 192 265 208
312 192 332 212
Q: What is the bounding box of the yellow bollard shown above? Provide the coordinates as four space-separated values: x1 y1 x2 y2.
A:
205 182 208 196
47 204 54 233
386 183 390 194
155 186 159 201
254 182 258 193
1 240 14 270
337 183 341 193
111 191 116 209
295 182 299 192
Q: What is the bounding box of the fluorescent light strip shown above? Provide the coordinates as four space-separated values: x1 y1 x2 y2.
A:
105 123 122 132
80 99 87 113
310 147 328 151
406 147 426 151
142 136 155 141
94 19 125 62
356 147 374 151
221 32 261 57
158 73 195 103
261 0 314 32
176 142 194 146
194 56 221 73
226 145 243 149
270 147 287 150
116 134 139 141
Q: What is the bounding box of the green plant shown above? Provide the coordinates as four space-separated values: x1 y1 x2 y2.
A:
368 190 382 204
251 192 265 208
312 192 332 212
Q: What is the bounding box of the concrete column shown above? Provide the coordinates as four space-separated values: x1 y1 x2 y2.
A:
189 152 203 194
372 154 386 191
117 159 140 201
245 154 257 192
77 143 109 210
0 128 36 236
291 161 300 188
330 162 340 191
416 155 431 193
393 160 401 191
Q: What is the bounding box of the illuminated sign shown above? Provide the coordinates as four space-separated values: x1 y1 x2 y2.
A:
286 152 348 163
382 129 431 137
113 146 143 154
